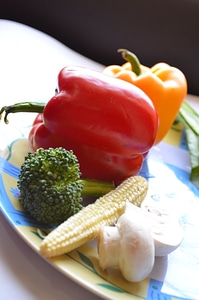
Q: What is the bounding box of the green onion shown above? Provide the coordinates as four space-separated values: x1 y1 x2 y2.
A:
176 101 199 187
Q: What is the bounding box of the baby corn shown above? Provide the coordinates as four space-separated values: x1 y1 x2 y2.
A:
40 175 148 258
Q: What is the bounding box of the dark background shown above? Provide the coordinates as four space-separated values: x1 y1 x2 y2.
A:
1 0 199 95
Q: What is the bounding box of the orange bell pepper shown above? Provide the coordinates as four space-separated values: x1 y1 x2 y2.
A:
103 49 187 144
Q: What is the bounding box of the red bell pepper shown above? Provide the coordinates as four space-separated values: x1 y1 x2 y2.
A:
0 66 158 183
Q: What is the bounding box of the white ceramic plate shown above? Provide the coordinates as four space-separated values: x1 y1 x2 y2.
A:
1 120 199 300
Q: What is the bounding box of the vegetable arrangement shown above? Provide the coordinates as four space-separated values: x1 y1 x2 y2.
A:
103 49 187 144
0 66 158 183
40 175 148 257
0 58 187 283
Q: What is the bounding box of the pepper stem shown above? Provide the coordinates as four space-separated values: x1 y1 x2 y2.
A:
117 48 141 76
0 102 46 124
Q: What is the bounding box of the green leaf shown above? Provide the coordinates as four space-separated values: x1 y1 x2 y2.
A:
176 101 199 188
190 166 199 188
77 251 95 270
185 128 199 168
185 128 199 188
178 102 199 135
97 283 125 293
31 230 43 240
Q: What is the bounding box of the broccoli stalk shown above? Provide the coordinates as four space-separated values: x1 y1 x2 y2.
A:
17 147 114 226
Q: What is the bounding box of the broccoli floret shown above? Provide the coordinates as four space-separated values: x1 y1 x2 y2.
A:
17 147 84 226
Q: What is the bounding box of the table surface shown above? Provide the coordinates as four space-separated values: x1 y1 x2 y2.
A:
0 19 104 300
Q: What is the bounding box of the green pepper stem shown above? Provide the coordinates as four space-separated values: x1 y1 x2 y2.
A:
117 48 141 76
0 102 46 124
82 178 115 197
0 103 115 195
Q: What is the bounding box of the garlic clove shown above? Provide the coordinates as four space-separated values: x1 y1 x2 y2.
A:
98 226 120 270
98 208 155 283
117 213 155 282
143 205 183 256
125 202 183 256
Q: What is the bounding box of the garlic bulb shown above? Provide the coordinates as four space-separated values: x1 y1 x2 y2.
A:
98 202 183 282
98 206 155 282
